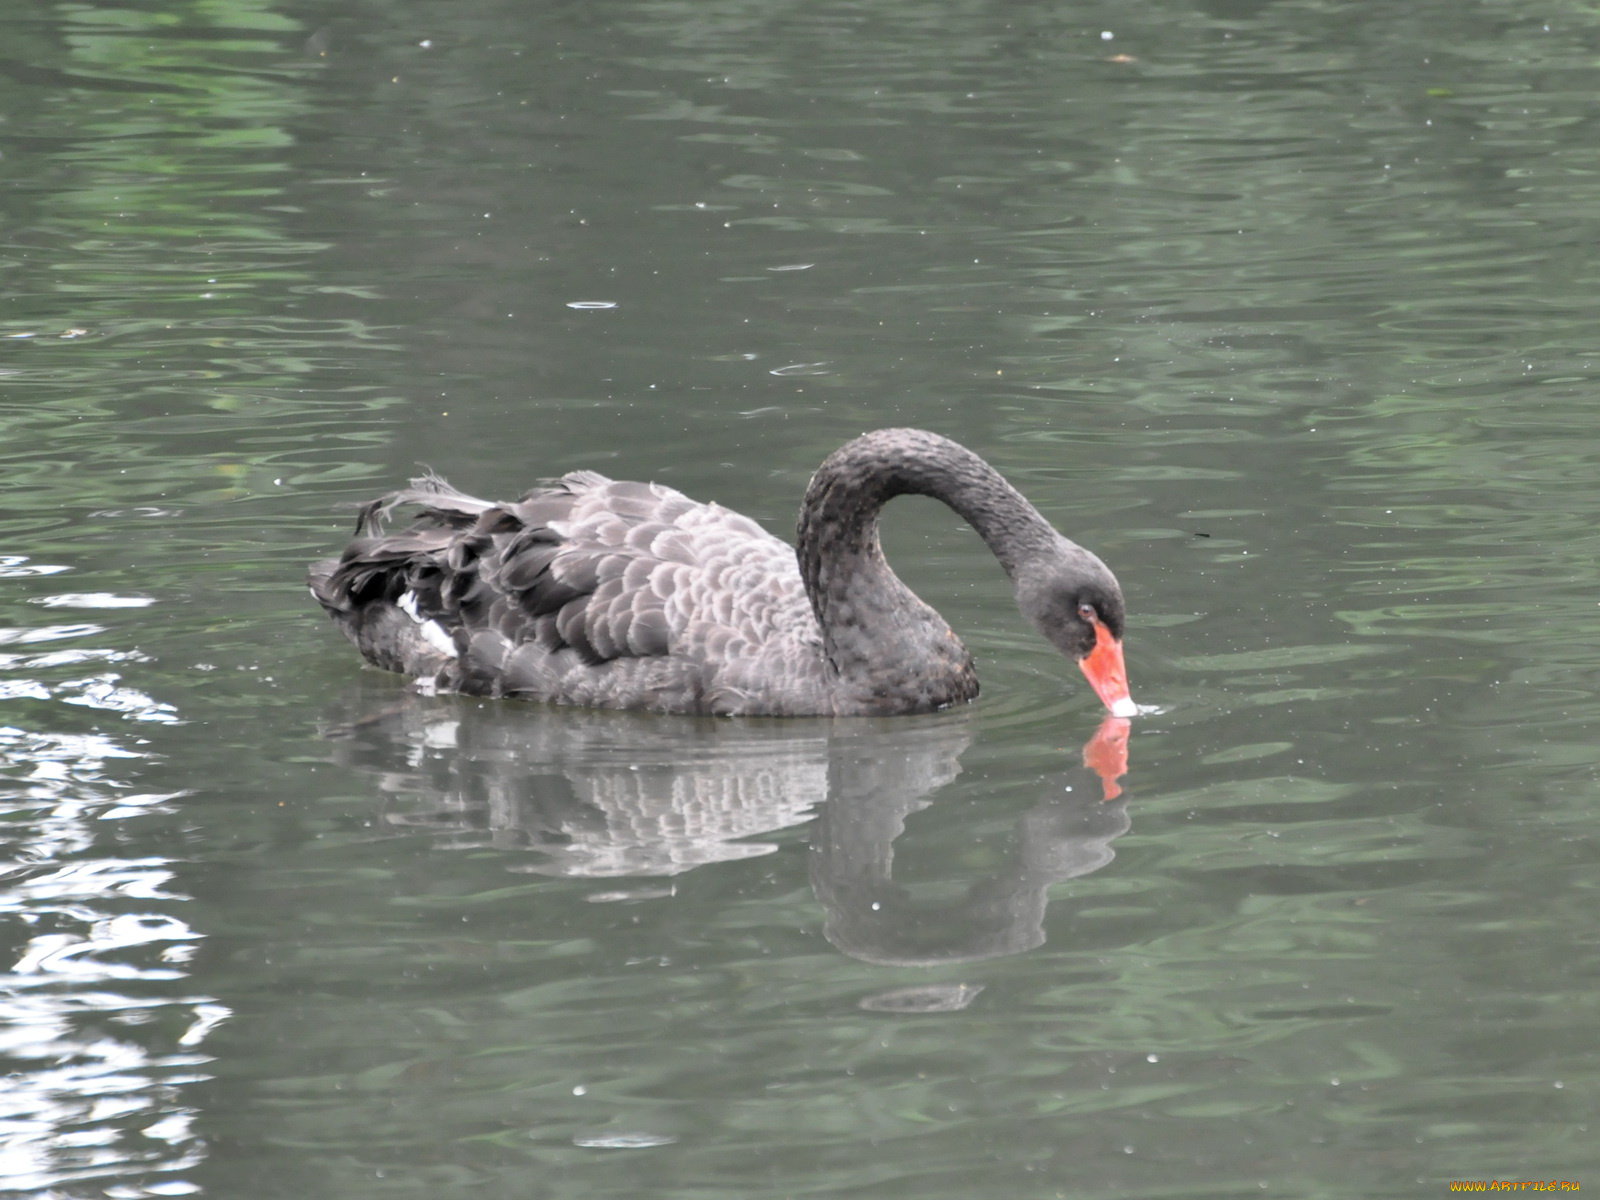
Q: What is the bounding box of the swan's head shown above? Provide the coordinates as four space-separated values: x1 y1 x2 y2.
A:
1014 543 1136 717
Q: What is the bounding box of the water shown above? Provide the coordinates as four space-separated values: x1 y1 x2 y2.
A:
2 0 1597 1195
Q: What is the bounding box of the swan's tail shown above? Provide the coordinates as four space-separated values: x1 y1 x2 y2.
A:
310 473 493 677
352 471 494 537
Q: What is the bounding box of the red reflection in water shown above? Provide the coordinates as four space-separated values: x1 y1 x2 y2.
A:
1082 716 1131 801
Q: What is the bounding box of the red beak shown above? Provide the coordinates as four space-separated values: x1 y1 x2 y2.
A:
1078 617 1136 717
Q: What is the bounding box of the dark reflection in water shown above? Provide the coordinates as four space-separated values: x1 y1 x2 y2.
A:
325 689 1131 969
809 728 1128 967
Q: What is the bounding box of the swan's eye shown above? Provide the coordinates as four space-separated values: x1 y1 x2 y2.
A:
1077 603 1096 623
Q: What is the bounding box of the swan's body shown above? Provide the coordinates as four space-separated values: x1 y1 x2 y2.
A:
309 429 1133 718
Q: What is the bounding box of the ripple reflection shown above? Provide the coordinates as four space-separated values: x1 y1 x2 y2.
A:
0 564 216 1196
327 689 1135 969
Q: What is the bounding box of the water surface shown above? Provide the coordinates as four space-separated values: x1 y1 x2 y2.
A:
2 0 1598 1195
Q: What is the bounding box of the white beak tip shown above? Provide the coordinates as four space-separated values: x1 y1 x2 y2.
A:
1109 697 1139 718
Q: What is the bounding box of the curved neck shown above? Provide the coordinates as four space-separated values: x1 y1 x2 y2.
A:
795 430 1058 712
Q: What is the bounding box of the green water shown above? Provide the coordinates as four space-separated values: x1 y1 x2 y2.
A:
2 0 1597 1196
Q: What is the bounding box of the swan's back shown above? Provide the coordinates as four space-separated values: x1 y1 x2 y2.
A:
310 471 829 715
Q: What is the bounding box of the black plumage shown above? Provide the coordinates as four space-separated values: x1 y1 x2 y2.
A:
309 429 1131 717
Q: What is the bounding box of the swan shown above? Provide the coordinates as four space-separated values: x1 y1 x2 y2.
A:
309 428 1134 718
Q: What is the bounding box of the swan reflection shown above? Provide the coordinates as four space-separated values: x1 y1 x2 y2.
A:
329 685 1133 966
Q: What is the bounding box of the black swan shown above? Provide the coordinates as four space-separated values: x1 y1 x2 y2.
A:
309 428 1135 718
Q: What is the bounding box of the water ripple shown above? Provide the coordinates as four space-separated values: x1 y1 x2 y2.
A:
0 651 215 1194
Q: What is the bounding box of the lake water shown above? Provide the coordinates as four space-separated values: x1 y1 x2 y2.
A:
2 1 1597 1196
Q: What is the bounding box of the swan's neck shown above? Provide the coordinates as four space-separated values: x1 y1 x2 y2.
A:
795 430 1058 715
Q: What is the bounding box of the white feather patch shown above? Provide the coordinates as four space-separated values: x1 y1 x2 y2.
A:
398 590 458 658
420 619 458 658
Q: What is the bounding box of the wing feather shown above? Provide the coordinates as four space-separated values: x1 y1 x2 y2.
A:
312 466 825 713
